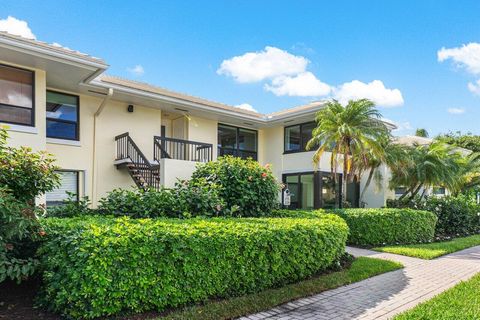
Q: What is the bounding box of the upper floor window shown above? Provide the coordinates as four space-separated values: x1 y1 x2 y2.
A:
218 124 257 160
0 64 34 126
284 122 316 153
46 91 79 140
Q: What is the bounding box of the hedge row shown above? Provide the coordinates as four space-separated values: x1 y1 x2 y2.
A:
38 215 348 319
272 208 437 246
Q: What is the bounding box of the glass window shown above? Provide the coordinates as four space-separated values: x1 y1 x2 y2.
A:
300 174 315 209
218 124 257 160
433 187 445 195
46 171 79 206
284 122 317 153
285 125 300 151
0 64 34 126
46 91 79 140
395 187 407 195
286 175 299 209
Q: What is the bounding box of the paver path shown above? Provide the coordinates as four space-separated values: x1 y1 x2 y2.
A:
240 245 480 320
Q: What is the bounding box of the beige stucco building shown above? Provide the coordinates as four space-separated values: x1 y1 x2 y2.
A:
0 31 397 209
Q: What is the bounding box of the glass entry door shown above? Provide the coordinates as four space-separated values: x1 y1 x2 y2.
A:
283 172 342 209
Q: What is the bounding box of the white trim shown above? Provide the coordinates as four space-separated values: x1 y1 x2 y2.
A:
1 123 38 134
46 138 81 147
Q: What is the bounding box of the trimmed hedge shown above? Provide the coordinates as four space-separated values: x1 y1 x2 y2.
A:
271 208 437 247
38 215 348 319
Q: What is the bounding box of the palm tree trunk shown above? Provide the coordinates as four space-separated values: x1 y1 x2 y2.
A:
342 153 348 206
359 168 375 205
409 183 423 200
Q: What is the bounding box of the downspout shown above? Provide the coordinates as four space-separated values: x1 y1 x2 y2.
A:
91 88 113 206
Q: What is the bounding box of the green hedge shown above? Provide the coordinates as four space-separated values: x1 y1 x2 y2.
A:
37 215 348 319
271 208 437 246
336 208 437 246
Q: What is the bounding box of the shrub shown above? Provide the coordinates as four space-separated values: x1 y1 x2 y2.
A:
98 188 176 218
387 196 480 238
0 187 42 283
45 192 93 218
0 127 59 204
38 215 348 319
98 181 225 218
191 156 280 216
336 208 437 246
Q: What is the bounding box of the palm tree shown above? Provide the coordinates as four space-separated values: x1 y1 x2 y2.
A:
415 128 429 138
306 99 389 205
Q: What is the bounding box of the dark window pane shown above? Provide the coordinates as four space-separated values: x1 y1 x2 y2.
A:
286 175 299 209
300 174 314 209
47 120 77 140
285 125 300 151
218 125 237 149
0 104 32 125
46 91 78 121
301 122 316 150
238 128 257 151
46 91 79 140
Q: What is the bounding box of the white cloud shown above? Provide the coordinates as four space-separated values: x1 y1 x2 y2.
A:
438 43 480 75
0 16 36 39
235 103 257 112
468 79 480 96
127 65 145 76
447 107 465 114
265 72 331 97
333 80 404 107
217 46 309 83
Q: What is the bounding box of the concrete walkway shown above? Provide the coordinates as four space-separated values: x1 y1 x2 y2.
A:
239 245 480 320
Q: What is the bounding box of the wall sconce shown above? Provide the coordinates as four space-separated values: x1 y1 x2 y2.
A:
127 104 134 113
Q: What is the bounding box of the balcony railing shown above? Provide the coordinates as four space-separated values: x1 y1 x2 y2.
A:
154 136 213 162
218 147 257 160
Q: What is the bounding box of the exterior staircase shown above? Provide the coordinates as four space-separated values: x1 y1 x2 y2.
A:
114 132 161 190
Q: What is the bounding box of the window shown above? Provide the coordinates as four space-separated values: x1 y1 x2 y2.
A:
218 124 257 160
46 171 79 206
0 64 34 126
46 91 79 140
433 187 446 195
284 122 317 153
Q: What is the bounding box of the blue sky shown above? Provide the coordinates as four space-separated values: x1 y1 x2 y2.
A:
1 1 480 136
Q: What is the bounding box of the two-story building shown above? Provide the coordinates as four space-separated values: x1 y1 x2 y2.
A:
0 31 395 209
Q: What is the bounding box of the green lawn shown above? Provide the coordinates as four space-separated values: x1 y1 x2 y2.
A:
394 272 480 319
157 257 402 320
373 234 480 259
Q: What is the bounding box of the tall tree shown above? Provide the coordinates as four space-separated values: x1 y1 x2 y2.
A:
306 99 389 205
415 128 429 138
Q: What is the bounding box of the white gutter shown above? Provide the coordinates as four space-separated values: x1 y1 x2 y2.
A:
91 88 113 206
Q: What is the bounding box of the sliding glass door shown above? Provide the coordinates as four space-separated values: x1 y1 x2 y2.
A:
282 172 342 209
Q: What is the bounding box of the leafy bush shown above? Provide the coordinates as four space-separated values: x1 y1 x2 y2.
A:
98 181 224 218
191 156 280 216
0 127 59 204
45 192 93 218
38 215 348 319
0 127 58 283
388 196 480 238
270 208 437 246
336 208 437 246
98 188 176 218
0 187 43 283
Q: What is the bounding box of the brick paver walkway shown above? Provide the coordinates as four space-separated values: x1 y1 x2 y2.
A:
240 245 480 320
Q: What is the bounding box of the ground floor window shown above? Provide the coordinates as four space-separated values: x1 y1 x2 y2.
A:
282 172 343 209
46 171 79 206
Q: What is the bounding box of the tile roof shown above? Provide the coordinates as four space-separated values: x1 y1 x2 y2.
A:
0 31 107 65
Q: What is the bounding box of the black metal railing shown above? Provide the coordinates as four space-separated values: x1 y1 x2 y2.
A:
218 147 257 160
154 136 213 162
115 132 160 190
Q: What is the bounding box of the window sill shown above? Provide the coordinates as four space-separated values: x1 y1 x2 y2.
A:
283 150 314 155
46 138 81 147
1 123 38 134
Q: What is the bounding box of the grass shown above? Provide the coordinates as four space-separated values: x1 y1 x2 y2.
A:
157 257 402 320
373 234 480 259
394 272 480 319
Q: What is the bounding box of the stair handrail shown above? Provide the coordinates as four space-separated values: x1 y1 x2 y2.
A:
153 136 213 162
